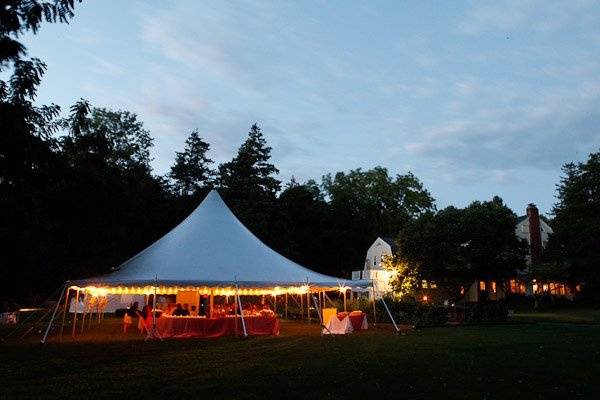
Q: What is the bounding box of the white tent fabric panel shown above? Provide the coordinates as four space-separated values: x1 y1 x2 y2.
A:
76 190 368 289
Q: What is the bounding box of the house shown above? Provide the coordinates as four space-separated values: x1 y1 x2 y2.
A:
351 237 396 299
507 203 575 298
352 203 574 302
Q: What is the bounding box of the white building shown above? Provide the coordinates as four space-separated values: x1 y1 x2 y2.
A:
351 237 395 299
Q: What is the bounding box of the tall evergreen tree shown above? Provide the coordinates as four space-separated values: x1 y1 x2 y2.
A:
217 124 280 241
546 151 600 300
169 130 213 195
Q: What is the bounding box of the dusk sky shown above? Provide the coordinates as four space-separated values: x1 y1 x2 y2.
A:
24 0 600 215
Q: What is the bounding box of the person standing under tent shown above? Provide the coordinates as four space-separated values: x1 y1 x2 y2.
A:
123 302 139 333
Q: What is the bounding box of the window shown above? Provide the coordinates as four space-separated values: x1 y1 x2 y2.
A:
491 281 497 293
373 256 377 266
479 281 486 291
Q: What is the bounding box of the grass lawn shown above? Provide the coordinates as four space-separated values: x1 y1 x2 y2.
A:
511 307 600 324
1 318 599 399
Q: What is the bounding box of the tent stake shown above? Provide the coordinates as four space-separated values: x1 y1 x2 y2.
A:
41 283 67 344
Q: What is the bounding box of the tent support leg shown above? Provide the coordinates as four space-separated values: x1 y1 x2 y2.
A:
285 293 288 319
209 290 214 318
235 282 247 338
381 297 400 335
59 286 70 340
300 293 304 321
71 289 79 338
41 283 67 344
307 291 310 323
273 294 277 315
371 293 378 326
311 294 331 335
81 296 87 334
343 290 347 312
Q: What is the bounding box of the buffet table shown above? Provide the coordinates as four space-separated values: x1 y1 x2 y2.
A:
156 315 279 338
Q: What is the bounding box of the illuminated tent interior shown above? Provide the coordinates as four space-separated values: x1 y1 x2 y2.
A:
41 190 372 342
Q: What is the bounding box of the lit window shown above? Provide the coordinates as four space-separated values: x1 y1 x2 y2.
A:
491 281 497 293
421 280 428 289
430 282 437 289
460 287 465 295
479 281 486 291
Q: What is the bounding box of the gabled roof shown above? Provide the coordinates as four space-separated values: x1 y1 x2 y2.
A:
76 190 363 289
516 215 528 224
380 237 398 252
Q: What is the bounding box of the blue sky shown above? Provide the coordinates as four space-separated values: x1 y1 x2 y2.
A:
24 0 600 215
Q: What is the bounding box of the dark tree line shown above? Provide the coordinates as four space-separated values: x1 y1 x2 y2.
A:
2 1 598 307
0 2 436 304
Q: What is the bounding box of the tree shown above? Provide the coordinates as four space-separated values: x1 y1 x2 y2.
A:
547 151 600 298
276 178 330 272
319 167 435 276
0 0 81 303
61 107 154 172
396 197 528 299
217 124 281 241
169 130 213 195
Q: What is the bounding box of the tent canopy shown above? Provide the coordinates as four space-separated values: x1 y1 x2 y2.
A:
74 190 369 291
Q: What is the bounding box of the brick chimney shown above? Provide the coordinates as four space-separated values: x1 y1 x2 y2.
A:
526 203 543 265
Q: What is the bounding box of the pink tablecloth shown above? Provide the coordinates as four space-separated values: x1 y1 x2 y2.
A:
348 313 368 330
156 315 279 338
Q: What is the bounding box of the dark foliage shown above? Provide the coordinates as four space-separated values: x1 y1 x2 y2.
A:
546 151 600 300
397 196 528 297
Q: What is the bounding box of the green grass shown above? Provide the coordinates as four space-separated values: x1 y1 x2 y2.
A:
511 307 600 324
1 318 600 399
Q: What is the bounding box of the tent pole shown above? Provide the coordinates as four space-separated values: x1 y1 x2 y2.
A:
59 286 70 340
71 288 79 338
381 297 400 335
300 293 304 321
273 293 277 315
285 293 288 319
343 289 347 312
145 275 162 341
311 293 331 335
234 281 247 337
307 291 311 323
209 289 214 318
81 295 87 334
41 283 67 344
371 284 377 326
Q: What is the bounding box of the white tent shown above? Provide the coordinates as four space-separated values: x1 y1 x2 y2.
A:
73 190 368 292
